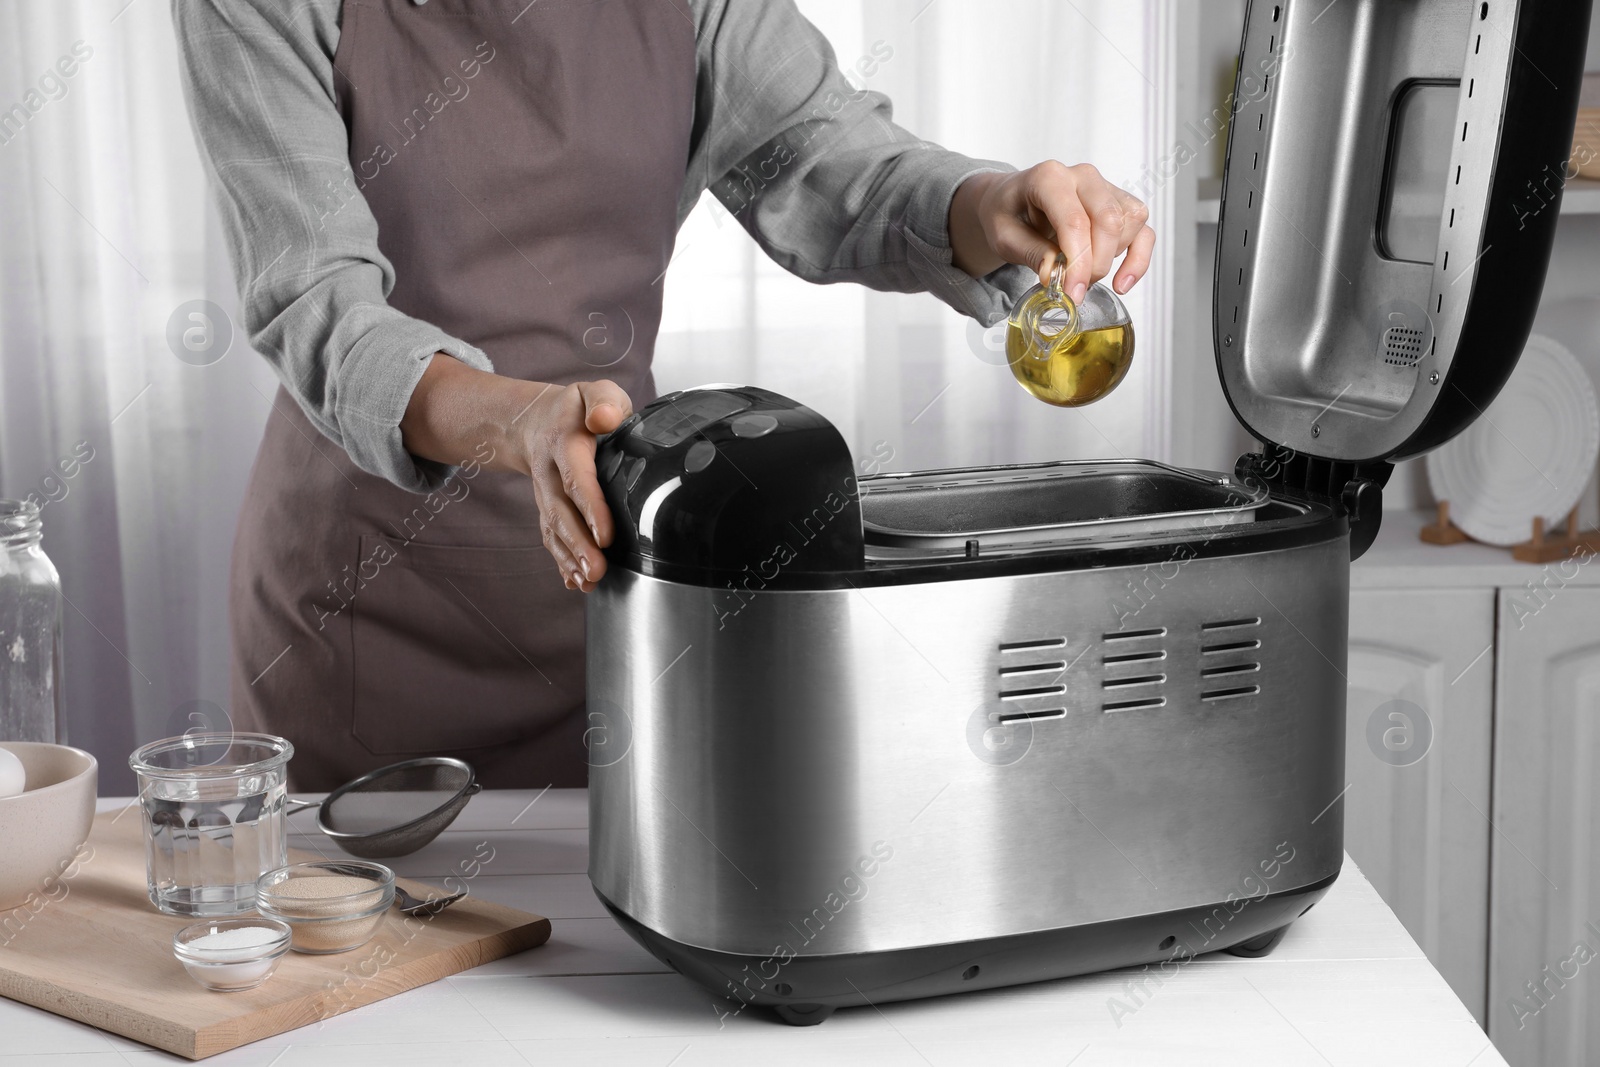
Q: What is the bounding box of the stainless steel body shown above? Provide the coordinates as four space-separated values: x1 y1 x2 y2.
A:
588 532 1348 958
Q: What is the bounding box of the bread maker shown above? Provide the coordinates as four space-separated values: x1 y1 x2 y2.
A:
586 0 1593 1025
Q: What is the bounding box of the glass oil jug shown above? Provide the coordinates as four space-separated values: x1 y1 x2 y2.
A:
1007 261 1135 407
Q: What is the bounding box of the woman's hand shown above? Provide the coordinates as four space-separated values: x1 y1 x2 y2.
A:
401 354 631 592
948 162 1156 304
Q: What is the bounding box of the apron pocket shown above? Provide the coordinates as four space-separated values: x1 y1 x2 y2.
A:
350 533 583 755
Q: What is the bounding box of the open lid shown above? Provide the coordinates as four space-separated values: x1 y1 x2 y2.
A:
1214 0 1593 468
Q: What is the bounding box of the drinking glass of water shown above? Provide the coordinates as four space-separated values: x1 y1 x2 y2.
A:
129 732 293 916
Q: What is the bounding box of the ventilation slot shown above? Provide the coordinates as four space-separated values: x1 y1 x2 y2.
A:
998 708 1067 725
1103 628 1166 642
1104 697 1165 713
1000 638 1065 653
1201 617 1261 632
1103 650 1166 665
1381 326 1425 367
1103 674 1166 690
1201 685 1259 702
999 661 1066 678
1202 662 1260 679
1202 639 1261 655
1000 685 1066 701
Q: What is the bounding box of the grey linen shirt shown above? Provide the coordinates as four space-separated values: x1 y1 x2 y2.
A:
172 0 1034 492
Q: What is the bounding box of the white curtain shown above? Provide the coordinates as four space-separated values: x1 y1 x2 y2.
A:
0 1 276 791
0 0 1176 791
659 0 1176 472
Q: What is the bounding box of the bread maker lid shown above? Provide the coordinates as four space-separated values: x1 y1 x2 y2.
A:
1212 0 1592 466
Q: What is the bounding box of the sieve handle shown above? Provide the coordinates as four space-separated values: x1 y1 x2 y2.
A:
283 798 322 816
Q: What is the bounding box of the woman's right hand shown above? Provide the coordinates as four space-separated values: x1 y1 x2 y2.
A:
400 354 633 593
514 378 632 592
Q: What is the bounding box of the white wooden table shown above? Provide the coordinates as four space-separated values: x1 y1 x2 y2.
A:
2 790 1504 1066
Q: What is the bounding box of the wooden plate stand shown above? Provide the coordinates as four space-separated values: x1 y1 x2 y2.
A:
1420 500 1600 563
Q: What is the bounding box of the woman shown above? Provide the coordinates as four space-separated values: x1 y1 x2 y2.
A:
174 0 1155 789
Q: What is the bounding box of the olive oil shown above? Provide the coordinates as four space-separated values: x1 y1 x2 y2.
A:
1007 319 1135 407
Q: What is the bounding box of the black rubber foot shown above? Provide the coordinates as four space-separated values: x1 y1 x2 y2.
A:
1225 923 1292 958
773 1003 835 1026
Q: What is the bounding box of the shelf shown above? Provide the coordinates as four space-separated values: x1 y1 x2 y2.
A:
1353 509 1600 590
1196 176 1600 225
1564 176 1600 213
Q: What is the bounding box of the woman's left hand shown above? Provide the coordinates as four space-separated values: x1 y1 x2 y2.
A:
949 162 1155 305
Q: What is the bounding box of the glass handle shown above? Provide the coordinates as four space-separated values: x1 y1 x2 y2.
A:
1048 256 1066 301
1015 280 1079 357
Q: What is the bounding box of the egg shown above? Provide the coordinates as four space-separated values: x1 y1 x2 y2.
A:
0 747 25 798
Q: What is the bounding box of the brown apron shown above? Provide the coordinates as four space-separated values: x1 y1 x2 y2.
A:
229 0 696 790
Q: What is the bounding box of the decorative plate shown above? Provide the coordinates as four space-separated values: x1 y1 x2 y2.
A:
1426 334 1600 546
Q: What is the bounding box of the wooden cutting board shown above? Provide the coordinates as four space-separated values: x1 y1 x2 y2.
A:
0 806 550 1059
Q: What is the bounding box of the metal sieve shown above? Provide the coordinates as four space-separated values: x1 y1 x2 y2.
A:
284 757 481 859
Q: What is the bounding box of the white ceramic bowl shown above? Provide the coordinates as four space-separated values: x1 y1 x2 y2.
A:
0 742 98 912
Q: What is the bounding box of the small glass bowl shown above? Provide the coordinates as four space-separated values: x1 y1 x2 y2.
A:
173 918 291 992
255 861 395 954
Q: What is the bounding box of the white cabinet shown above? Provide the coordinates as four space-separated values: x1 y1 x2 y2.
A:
1349 516 1600 1067
1345 589 1496 1025
1488 587 1600 1067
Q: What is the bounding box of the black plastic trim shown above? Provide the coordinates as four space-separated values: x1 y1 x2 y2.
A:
599 871 1339 1025
615 496 1346 590
1235 445 1392 560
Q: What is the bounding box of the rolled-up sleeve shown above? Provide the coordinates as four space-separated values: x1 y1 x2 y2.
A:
681 0 1035 324
171 0 493 492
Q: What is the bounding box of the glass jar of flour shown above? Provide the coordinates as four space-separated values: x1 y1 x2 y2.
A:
0 500 63 743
